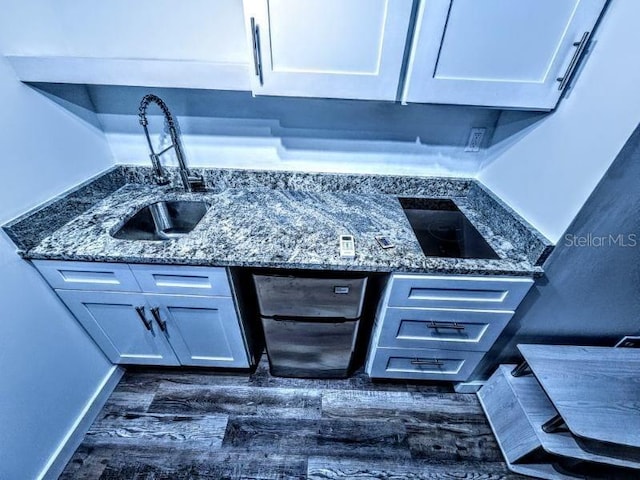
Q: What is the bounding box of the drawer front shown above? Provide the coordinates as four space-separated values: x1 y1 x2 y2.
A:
32 260 140 292
378 308 512 351
387 274 533 311
367 347 484 381
130 264 231 296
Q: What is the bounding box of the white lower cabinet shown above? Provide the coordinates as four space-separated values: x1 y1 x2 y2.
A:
58 290 181 366
366 273 533 382
150 294 249 368
34 260 251 368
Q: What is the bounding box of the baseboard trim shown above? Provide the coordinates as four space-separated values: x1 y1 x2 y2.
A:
39 365 125 480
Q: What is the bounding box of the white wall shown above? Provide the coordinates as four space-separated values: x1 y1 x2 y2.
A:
0 0 496 179
481 123 640 371
0 54 116 479
83 85 497 178
479 0 640 243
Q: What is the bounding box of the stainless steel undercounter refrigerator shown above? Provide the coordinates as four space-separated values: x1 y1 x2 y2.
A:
252 273 368 378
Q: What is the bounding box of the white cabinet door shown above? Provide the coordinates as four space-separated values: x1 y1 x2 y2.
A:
57 290 180 366
243 0 414 100
403 0 607 110
149 295 250 368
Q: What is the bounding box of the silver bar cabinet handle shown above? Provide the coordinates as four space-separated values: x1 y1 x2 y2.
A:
557 31 590 91
135 306 152 331
411 358 444 367
150 307 167 332
250 17 264 86
426 321 465 331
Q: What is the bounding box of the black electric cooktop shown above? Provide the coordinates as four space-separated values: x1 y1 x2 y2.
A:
399 198 500 260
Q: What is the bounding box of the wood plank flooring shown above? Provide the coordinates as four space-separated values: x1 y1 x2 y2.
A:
60 359 527 479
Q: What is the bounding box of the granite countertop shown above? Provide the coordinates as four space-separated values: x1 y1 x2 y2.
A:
3 166 552 276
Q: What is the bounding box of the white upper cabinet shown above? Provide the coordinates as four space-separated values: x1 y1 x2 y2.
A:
4 0 253 90
402 0 608 110
242 0 414 100
4 0 608 108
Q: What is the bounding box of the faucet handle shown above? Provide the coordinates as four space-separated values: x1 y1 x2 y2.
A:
149 153 171 186
187 173 206 192
153 173 171 186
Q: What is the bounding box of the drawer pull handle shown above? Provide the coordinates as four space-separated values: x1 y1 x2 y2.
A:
135 306 152 331
411 358 444 366
557 31 590 91
426 321 465 331
150 307 167 332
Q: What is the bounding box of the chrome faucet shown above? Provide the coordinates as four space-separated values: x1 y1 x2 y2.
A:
138 94 205 192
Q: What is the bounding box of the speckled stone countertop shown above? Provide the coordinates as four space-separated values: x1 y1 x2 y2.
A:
3 166 552 276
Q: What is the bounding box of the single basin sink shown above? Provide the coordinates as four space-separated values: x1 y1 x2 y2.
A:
399 198 500 259
112 200 210 241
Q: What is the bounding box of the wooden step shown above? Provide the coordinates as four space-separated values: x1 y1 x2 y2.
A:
505 366 640 470
478 366 576 479
519 344 640 450
479 366 640 479
478 365 542 464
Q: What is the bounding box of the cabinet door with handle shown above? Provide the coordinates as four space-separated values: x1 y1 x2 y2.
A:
242 0 414 100
149 295 250 368
57 290 180 366
403 0 607 110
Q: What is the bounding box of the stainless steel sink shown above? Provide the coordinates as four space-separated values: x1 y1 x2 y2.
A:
112 200 210 241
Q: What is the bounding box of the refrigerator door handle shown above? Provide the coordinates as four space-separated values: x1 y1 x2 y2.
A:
270 315 352 324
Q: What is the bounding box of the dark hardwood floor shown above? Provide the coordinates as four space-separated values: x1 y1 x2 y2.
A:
60 358 526 479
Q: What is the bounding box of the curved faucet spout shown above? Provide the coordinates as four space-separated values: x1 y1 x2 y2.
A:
138 94 205 192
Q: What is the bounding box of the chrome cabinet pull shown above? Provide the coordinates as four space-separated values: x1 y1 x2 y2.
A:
557 31 590 91
542 414 568 434
250 17 264 86
150 307 167 332
411 358 444 366
426 321 465 331
511 361 531 378
135 306 152 331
